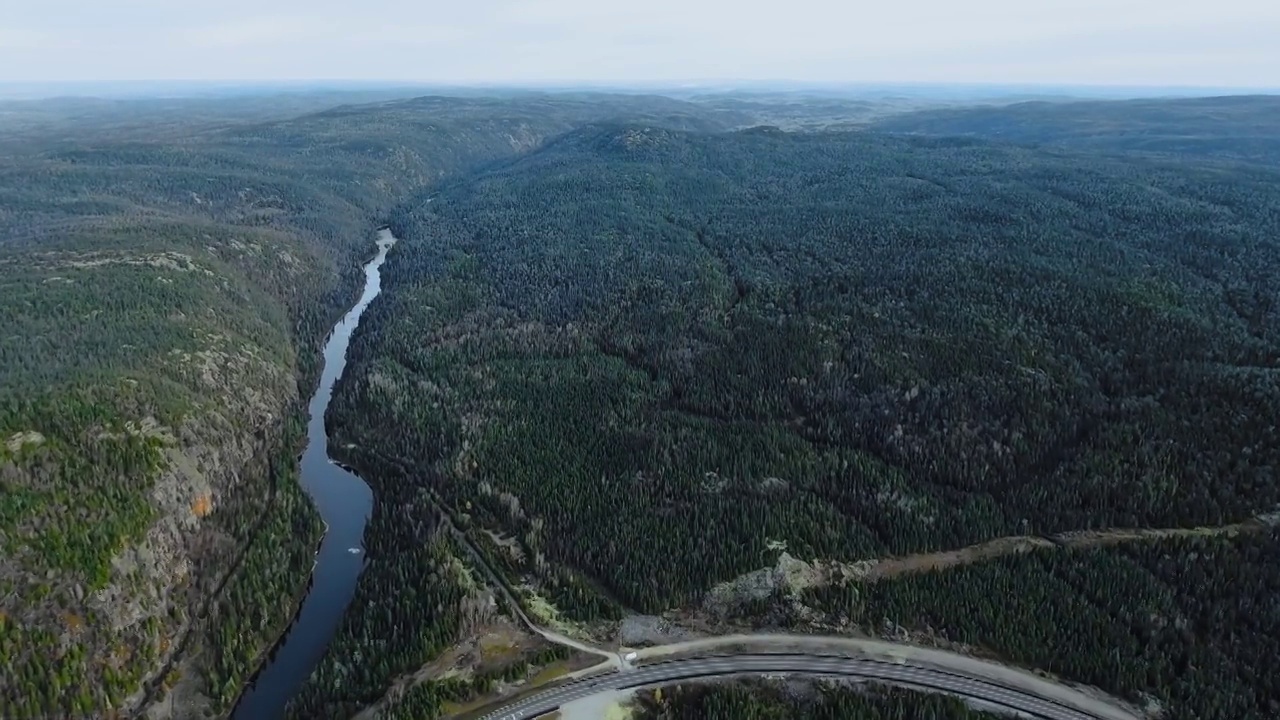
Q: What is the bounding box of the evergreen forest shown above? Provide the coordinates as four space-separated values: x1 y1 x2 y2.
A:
2 89 1278 719
321 118 1280 718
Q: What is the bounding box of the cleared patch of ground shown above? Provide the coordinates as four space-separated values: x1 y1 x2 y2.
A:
142 655 212 720
703 510 1280 612
351 616 540 720
859 536 1055 582
558 687 635 720
700 550 865 623
35 250 215 275
619 614 702 647
477 624 529 665
526 660 575 687
4 431 45 454
350 604 603 720
452 653 604 720
1048 511 1280 547
483 529 526 565
441 694 503 718
521 589 601 646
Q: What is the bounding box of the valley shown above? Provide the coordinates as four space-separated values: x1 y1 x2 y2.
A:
1 89 1278 720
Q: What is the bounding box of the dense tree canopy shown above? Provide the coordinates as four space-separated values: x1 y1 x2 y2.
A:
5 91 1280 720
871 94 1280 164
0 92 736 719
339 123 1280 607
809 530 1280 720
633 680 1010 720
309 120 1280 717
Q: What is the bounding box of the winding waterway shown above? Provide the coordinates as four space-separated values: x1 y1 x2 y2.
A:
232 228 397 719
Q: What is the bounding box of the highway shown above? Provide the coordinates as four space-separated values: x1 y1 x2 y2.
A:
475 654 1124 720
371 453 1140 720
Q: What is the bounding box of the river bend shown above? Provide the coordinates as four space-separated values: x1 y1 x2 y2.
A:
231 228 396 719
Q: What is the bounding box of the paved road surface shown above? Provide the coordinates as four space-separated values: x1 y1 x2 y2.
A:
476 654 1115 720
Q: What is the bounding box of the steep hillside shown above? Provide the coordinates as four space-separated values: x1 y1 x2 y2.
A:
0 94 733 720
319 122 1280 716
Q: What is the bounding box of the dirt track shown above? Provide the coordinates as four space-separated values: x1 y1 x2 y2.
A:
858 511 1280 582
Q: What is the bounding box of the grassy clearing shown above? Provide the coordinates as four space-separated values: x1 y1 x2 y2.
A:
527 661 573 686
523 591 594 640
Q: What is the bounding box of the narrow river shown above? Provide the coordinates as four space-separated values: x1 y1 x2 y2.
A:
232 228 397 719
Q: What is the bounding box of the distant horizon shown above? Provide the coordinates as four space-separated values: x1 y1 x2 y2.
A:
2 78 1278 102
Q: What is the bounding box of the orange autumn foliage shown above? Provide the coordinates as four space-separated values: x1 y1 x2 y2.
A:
192 493 213 518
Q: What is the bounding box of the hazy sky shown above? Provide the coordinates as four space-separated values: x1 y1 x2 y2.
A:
3 0 1277 87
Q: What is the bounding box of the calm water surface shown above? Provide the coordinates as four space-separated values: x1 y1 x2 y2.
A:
232 229 396 719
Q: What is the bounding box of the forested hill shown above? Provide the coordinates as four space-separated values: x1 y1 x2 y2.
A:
870 95 1280 163
7 89 1280 720
308 120 1280 715
0 93 734 720
366 122 1280 589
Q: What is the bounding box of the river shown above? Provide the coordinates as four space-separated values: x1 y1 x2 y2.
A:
231 228 397 719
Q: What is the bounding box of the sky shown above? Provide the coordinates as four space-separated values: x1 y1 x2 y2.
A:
2 0 1278 88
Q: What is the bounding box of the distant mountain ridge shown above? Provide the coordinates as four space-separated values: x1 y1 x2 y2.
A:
871 95 1280 163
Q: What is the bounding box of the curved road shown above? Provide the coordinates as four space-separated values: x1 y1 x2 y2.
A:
382 454 1137 720
476 654 1128 720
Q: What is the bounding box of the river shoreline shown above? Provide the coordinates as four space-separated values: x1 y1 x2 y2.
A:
230 229 397 719
222 511 326 714
130 430 301 719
